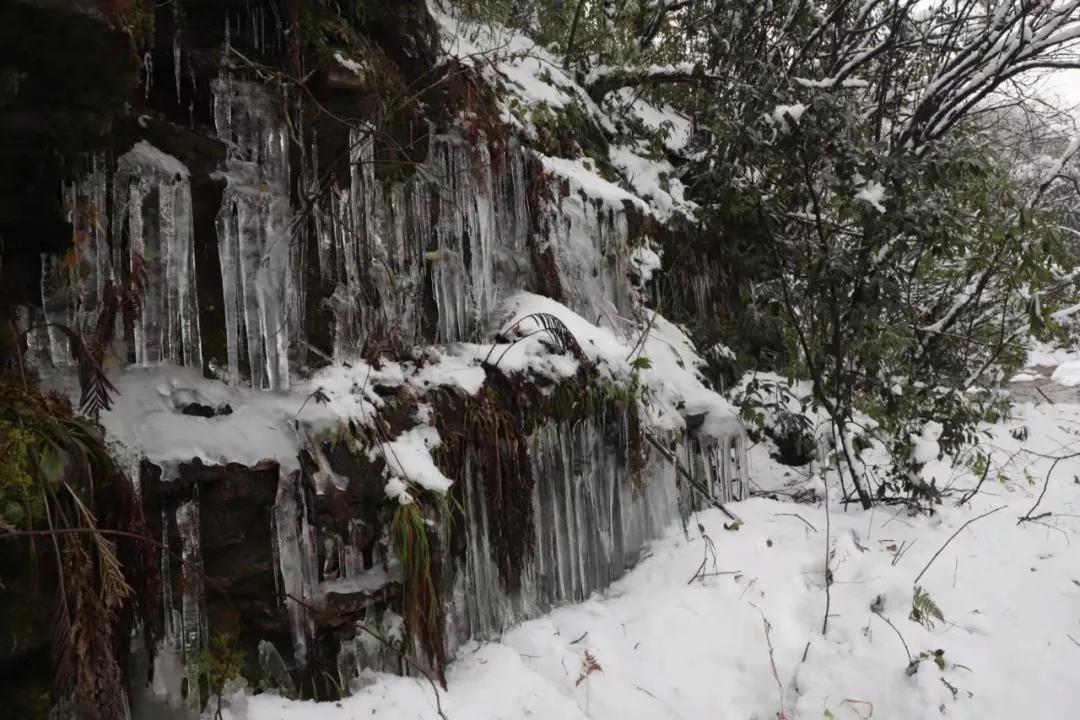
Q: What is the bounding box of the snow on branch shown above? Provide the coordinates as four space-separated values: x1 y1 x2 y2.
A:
585 63 722 99
1030 136 1080 209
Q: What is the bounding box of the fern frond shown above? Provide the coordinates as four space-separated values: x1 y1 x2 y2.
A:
42 323 118 417
910 586 945 629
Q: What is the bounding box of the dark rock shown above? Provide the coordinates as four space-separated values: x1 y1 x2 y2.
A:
180 402 215 417
141 457 290 663
179 402 234 417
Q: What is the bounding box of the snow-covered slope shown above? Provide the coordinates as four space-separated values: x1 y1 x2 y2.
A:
224 355 1080 720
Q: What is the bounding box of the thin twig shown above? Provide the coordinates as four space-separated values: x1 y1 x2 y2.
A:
749 603 786 720
775 513 818 532
914 506 1005 585
872 611 912 663
957 454 991 506
643 431 739 520
822 474 832 637
1018 456 1063 524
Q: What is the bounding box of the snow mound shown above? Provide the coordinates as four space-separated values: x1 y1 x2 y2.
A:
1050 359 1080 387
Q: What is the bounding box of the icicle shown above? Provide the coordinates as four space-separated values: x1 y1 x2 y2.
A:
144 51 153 99
223 15 231 62
451 408 691 647
113 141 202 368
173 35 183 105
39 254 72 366
175 500 205 715
212 74 292 389
160 509 177 647
273 472 315 666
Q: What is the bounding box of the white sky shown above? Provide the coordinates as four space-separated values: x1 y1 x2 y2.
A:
1043 68 1080 111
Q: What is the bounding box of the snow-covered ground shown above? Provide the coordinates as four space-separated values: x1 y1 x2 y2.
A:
226 351 1080 720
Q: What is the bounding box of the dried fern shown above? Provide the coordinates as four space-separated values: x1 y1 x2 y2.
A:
910 586 945 629
575 650 603 686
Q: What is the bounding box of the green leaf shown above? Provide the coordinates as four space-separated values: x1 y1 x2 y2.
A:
630 356 653 370
36 445 67 487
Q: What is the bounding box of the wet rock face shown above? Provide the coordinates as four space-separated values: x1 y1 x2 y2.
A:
141 458 291 673
0 0 136 312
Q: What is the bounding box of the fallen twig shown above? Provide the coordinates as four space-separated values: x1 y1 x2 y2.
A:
914 506 1005 585
775 513 818 532
688 526 719 584
644 431 740 521
750 604 786 719
872 611 912 663
1018 456 1064 525
957 456 991 507
891 539 915 567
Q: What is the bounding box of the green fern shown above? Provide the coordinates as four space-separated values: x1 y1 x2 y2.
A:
910 586 945 629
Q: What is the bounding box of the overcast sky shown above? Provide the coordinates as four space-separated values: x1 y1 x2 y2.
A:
1045 68 1080 109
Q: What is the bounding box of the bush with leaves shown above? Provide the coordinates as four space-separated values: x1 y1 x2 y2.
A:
0 380 159 720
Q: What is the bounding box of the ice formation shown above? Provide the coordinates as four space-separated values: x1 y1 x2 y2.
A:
212 74 292 389
28 6 755 709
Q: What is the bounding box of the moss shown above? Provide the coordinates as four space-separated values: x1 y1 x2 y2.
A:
525 102 612 177
197 630 248 698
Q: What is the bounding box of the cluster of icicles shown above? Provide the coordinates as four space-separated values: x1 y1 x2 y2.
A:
33 51 751 718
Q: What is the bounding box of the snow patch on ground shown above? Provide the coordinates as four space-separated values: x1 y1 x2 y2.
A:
1050 359 1080 387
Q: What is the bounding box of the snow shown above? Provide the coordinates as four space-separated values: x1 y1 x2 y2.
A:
490 292 740 437
379 425 454 495
432 3 583 113
911 420 943 464
430 3 695 224
769 103 807 132
50 287 740 478
332 51 366 76
609 145 696 220
855 179 888 213
231 364 1080 720
1027 341 1077 367
1050 359 1080 386
538 154 648 211
630 245 662 284
794 76 870 89
121 141 191 178
609 89 693 152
